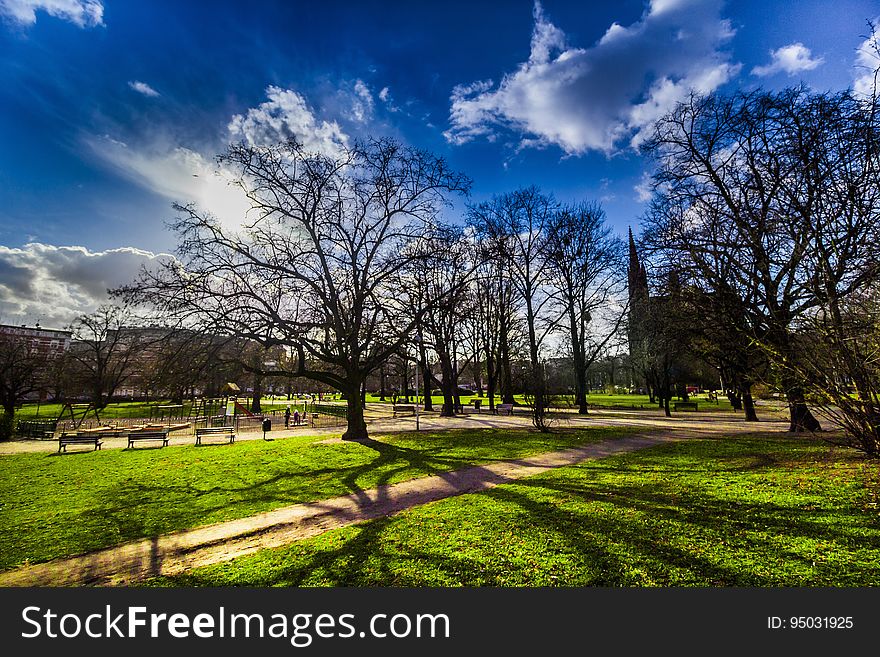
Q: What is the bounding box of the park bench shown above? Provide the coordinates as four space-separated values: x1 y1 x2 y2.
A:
127 430 169 449
195 426 236 445
673 401 699 412
496 403 514 416
393 404 417 417
58 433 103 453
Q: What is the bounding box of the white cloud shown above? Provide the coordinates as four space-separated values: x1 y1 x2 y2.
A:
350 79 374 123
751 42 824 77
0 243 171 327
378 85 401 113
83 135 253 231
634 171 653 203
87 86 353 230
128 80 160 98
0 0 103 27
853 23 880 98
445 0 738 155
227 85 349 156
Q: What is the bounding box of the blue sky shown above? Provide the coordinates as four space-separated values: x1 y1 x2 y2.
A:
0 0 878 326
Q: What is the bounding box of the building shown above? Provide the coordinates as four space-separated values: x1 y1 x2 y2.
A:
0 324 72 359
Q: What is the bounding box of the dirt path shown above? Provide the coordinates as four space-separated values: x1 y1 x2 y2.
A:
0 416 781 587
0 403 788 455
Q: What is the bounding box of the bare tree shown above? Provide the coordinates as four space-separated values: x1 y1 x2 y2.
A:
66 305 142 410
119 138 470 440
0 334 51 439
410 226 478 416
545 201 626 414
470 187 559 430
642 86 880 432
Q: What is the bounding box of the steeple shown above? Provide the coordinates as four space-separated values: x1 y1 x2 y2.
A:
628 227 639 278
627 227 648 301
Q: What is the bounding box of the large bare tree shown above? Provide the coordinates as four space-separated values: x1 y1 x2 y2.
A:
641 86 880 432
120 138 470 440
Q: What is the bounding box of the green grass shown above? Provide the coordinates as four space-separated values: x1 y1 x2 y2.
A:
0 426 626 572
365 392 736 412
13 400 225 422
144 434 880 587
11 392 737 424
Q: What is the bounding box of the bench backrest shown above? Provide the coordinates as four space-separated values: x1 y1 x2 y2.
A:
129 431 168 438
197 427 234 433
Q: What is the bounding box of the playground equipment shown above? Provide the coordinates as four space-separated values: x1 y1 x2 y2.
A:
58 402 101 429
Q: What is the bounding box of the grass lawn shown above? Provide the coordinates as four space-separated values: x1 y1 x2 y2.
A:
144 434 880 587
364 392 736 413
0 426 626 572
11 392 738 424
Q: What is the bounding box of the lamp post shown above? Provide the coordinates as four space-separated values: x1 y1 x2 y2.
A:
415 330 422 432
415 356 420 431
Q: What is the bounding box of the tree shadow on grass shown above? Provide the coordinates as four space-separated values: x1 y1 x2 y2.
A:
152 453 880 588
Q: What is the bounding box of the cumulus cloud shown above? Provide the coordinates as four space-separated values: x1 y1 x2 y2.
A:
227 85 349 156
0 243 171 327
83 135 253 231
853 23 880 98
445 0 739 155
128 80 160 97
751 42 824 77
0 0 103 27
86 86 355 231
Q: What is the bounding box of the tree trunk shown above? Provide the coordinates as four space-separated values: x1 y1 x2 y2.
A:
0 402 15 441
498 312 515 405
742 385 759 422
421 362 433 412
341 379 368 441
726 389 742 411
569 310 588 415
438 353 456 417
418 345 433 412
486 352 497 412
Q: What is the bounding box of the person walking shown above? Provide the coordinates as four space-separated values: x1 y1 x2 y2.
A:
284 406 291 428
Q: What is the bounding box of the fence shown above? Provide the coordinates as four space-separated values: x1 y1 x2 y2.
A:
14 403 349 439
307 402 348 427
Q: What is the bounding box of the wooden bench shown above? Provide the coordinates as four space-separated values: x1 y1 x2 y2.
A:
393 404 417 417
58 433 103 453
673 401 699 412
496 403 514 416
127 430 169 449
195 426 236 445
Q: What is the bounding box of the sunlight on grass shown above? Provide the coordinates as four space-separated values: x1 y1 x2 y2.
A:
0 426 625 571
145 434 880 587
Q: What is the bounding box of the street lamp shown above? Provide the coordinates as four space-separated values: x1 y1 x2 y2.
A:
415 330 423 432
415 355 420 432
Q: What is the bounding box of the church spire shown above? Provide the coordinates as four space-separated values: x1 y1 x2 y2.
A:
627 227 648 301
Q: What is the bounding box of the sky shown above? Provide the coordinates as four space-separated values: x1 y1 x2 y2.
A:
0 0 878 327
